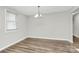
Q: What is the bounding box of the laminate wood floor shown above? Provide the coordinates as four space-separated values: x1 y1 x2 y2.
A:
0 38 78 53
73 36 79 49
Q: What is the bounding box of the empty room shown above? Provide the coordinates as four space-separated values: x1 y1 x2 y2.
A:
0 6 79 53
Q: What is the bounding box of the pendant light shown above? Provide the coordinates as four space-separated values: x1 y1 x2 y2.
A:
34 6 42 18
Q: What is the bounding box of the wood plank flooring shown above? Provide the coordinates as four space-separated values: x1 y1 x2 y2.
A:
0 38 78 53
73 36 79 48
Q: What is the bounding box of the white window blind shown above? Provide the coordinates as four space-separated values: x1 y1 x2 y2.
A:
5 10 16 30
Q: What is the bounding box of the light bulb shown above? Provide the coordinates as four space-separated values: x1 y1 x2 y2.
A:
40 14 42 16
34 14 39 18
34 14 42 18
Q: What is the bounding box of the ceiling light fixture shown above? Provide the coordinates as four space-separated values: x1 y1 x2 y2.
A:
34 6 42 18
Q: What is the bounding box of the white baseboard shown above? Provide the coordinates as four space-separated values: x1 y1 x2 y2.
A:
0 36 73 51
28 36 73 43
0 36 28 51
74 35 79 38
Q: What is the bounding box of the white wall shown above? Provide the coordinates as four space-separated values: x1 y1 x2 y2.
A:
73 14 79 37
28 12 73 42
0 7 28 49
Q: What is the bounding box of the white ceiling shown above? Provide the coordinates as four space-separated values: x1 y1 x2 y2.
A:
6 6 74 16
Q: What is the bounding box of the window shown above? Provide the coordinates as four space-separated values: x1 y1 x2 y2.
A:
5 10 16 31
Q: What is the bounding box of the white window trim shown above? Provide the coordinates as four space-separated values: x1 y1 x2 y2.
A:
5 9 17 32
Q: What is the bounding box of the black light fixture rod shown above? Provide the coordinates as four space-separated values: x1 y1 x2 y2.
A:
38 6 40 16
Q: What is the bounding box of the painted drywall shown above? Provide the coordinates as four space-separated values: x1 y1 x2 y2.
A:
0 7 28 49
73 14 79 37
28 12 73 42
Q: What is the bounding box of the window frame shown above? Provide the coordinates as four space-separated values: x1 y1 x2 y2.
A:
5 9 17 31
